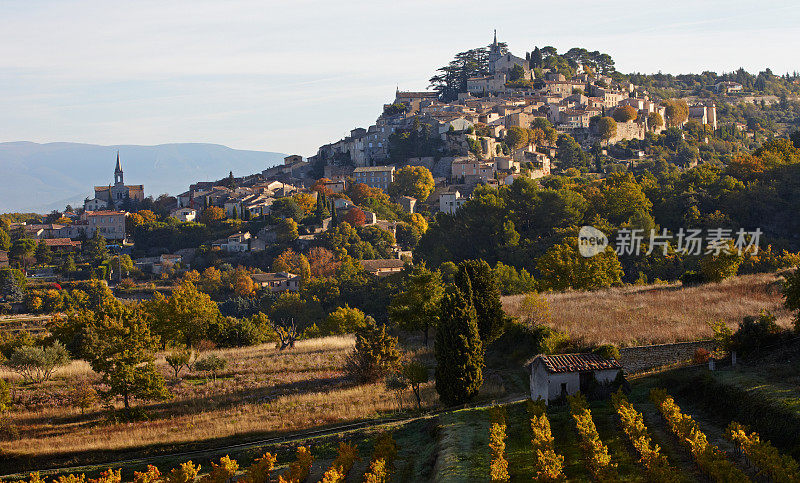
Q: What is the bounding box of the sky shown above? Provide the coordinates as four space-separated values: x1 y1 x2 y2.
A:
1 0 799 157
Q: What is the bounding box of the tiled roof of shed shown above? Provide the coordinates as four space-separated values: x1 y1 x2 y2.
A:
527 353 621 374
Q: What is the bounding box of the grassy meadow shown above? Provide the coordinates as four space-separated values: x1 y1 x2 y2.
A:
503 272 792 347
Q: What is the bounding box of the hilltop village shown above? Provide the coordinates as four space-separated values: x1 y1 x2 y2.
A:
1 33 730 278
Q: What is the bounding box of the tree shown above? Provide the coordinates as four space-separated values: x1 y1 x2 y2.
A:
345 317 400 383
612 105 638 123
0 268 25 302
597 117 617 146
6 342 70 383
34 240 52 266
199 206 226 225
60 254 77 275
790 130 800 149
9 238 37 271
276 217 299 243
783 268 800 330
268 292 324 349
455 260 506 344
84 231 109 264
271 197 304 220
83 312 170 413
699 243 743 282
0 229 10 251
662 99 689 127
505 127 529 150
536 239 623 290
165 349 194 379
388 264 444 345
435 288 483 406
388 165 435 201
194 354 227 382
137 210 158 224
402 361 428 410
647 111 664 131
307 247 340 278
342 207 366 227
144 281 220 348
321 305 367 335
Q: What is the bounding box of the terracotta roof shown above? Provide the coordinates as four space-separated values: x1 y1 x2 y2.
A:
527 353 622 373
85 210 126 216
251 272 298 283
0 251 8 263
42 238 81 247
360 259 405 271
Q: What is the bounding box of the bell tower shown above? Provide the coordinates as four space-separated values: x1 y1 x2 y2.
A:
114 151 124 185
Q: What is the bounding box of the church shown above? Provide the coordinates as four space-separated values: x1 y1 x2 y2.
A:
85 153 144 210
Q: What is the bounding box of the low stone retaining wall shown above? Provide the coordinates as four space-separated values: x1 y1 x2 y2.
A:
620 340 716 374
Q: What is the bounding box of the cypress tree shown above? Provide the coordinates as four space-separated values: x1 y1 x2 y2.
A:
435 287 483 406
455 259 506 344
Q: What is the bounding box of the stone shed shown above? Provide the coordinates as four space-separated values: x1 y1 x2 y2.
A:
526 353 622 404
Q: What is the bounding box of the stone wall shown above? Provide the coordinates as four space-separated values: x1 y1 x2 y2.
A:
620 340 715 374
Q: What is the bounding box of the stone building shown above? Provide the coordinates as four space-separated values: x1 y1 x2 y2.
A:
526 353 622 403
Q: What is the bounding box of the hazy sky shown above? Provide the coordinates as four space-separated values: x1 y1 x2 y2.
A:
1 0 799 156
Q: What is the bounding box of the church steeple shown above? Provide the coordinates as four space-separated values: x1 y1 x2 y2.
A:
493 29 497 47
114 151 124 185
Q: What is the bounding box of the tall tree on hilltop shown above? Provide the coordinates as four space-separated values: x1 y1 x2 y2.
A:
435 287 483 406
455 259 506 344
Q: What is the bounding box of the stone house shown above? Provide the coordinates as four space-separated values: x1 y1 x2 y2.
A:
439 190 466 214
251 272 300 292
353 166 395 192
170 207 197 222
360 258 405 277
526 353 622 404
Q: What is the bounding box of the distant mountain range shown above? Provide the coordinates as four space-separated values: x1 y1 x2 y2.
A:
0 142 287 213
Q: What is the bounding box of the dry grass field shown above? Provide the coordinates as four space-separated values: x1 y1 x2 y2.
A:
1 336 439 470
503 272 793 347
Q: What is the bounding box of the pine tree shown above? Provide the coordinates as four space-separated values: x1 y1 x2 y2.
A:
435 287 483 406
35 239 52 265
455 260 506 344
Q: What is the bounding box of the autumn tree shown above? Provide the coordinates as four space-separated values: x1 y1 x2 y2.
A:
612 105 638 123
199 206 226 225
647 111 664 131
662 99 689 127
536 238 623 290
505 127 529 150
311 178 334 196
388 165 435 201
144 281 221 348
435 287 483 406
307 247 340 278
388 263 444 345
343 207 366 227
137 210 158 224
321 305 367 335
597 117 617 146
